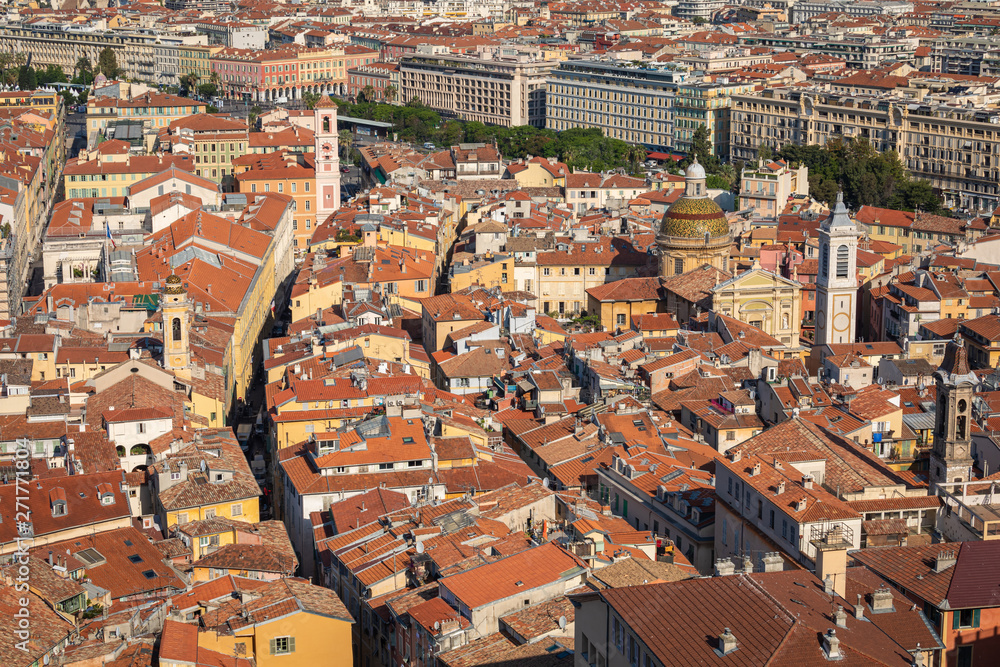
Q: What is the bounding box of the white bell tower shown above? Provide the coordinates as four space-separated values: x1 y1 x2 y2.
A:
815 192 859 346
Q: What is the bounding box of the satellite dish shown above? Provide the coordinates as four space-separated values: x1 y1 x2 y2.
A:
428 476 434 485
434 621 440 631
558 616 567 630
543 477 550 489
416 542 424 554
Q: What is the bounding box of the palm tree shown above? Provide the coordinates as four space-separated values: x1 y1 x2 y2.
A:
339 129 353 162
361 84 376 104
303 91 321 110
384 84 398 104
181 71 199 94
73 56 92 85
718 163 738 190
625 144 647 174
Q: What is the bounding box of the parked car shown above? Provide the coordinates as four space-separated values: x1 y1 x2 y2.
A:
423 142 435 149
340 166 350 173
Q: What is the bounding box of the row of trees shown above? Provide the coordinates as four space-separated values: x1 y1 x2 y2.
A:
773 138 942 213
179 71 221 100
677 127 942 213
0 49 122 92
331 98 649 173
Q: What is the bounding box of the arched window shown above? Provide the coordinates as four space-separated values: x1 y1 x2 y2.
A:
172 317 182 341
836 245 849 278
322 115 330 133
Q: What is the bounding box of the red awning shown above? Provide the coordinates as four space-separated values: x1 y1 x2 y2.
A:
646 152 670 160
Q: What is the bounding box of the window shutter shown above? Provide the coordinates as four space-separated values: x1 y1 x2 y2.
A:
973 609 981 628
952 612 960 630
270 638 277 655
289 637 296 653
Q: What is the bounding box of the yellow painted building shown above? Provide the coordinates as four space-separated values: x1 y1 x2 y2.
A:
162 585 353 667
86 93 207 143
449 255 511 293
234 153 317 251
64 152 197 199
505 158 568 187
711 264 803 348
179 44 224 87
0 90 60 114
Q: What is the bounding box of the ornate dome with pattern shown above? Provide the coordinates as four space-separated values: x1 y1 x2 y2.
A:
658 195 729 241
165 274 185 295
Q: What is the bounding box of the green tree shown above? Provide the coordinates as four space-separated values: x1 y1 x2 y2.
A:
17 66 36 91
437 120 464 147
384 84 398 104
693 17 708 25
686 124 719 173
248 105 262 129
73 56 93 85
37 64 67 85
302 91 321 110
180 72 199 94
197 82 218 99
0 53 26 87
97 48 121 79
339 129 354 161
625 143 647 174
360 84 376 103
758 142 773 162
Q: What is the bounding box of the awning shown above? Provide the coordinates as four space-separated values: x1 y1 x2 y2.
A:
646 152 671 160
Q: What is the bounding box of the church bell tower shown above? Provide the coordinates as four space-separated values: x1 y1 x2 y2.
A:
931 336 976 489
815 192 859 346
161 274 191 379
314 96 341 218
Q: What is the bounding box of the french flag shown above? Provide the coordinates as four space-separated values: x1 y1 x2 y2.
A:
106 221 116 249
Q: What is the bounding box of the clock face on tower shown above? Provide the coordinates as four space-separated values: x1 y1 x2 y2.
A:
321 142 333 159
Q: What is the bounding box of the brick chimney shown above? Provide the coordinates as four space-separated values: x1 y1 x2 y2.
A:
717 628 737 656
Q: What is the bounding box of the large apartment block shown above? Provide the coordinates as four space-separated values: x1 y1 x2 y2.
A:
399 50 556 127
730 87 1000 212
546 60 679 152
0 24 206 87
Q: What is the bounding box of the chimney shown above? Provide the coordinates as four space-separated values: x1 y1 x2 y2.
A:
48 551 53 566
871 586 894 613
823 575 835 595
802 474 814 489
775 481 785 496
834 605 847 628
854 595 864 619
822 629 842 660
933 550 956 573
742 555 753 574
751 462 761 476
796 497 808 512
815 527 849 600
717 628 737 656
762 552 783 573
714 558 736 576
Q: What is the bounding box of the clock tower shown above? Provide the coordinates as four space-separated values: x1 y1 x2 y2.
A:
314 96 341 218
815 191 859 346
931 336 976 489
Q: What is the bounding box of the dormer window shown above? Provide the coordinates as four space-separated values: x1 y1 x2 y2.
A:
100 494 114 506
52 501 66 517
